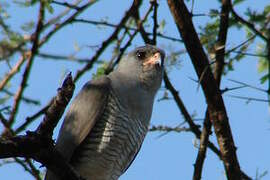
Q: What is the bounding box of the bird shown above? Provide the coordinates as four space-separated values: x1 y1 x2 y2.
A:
45 45 165 180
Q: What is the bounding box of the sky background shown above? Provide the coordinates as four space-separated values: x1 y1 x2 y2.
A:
0 0 270 180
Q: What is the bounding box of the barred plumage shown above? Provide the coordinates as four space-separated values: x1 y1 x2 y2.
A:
70 91 148 180
45 45 165 180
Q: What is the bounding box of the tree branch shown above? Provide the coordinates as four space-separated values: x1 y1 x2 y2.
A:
167 0 243 179
151 0 158 45
230 5 267 42
149 125 190 133
0 56 25 91
15 105 49 134
73 0 143 82
35 72 74 137
0 73 80 180
73 18 183 42
106 2 154 73
2 89 40 106
37 52 91 63
193 0 231 179
163 72 221 156
7 1 45 128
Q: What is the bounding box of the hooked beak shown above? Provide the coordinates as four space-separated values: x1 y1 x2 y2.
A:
143 52 163 67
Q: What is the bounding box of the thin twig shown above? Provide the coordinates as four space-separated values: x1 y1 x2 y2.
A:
44 0 83 28
2 89 40 106
15 105 49 134
14 158 35 177
39 0 98 47
149 125 190 133
73 18 183 42
163 72 221 156
7 1 45 127
25 158 42 180
228 95 270 102
230 50 267 58
52 0 81 10
228 79 267 93
0 56 25 91
73 0 143 81
225 35 256 56
231 5 267 42
107 3 154 73
37 52 90 63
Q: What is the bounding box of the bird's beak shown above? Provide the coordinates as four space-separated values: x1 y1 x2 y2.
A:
143 52 163 67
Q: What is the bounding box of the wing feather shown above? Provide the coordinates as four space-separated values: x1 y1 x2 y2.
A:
56 76 111 160
45 76 111 180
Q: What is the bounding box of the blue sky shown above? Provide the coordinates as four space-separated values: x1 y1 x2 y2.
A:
0 0 270 179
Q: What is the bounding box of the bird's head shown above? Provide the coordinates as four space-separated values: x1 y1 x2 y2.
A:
116 45 165 93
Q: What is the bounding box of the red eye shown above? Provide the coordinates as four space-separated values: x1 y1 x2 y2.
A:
136 51 146 60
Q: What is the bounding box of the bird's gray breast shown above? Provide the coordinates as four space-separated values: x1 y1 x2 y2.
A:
70 90 148 180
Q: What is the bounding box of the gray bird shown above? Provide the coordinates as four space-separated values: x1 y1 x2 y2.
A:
45 45 165 180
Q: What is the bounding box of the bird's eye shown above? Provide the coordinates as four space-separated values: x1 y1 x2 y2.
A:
136 51 146 60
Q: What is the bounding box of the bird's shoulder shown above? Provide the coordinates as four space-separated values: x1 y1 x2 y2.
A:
55 75 112 160
82 75 112 93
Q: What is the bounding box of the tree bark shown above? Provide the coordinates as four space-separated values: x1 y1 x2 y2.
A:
167 0 242 179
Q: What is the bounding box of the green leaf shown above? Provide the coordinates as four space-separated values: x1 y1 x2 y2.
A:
233 0 245 6
256 43 268 73
199 19 219 54
21 21 35 32
264 5 270 14
257 59 268 73
0 96 10 105
92 62 109 79
44 1 54 14
209 9 219 17
159 19 166 33
260 74 269 84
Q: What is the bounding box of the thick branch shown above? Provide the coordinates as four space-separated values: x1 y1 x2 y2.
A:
0 73 79 180
0 135 83 180
167 0 242 179
151 0 158 45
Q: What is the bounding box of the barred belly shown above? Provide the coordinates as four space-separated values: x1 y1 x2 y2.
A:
70 92 148 180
